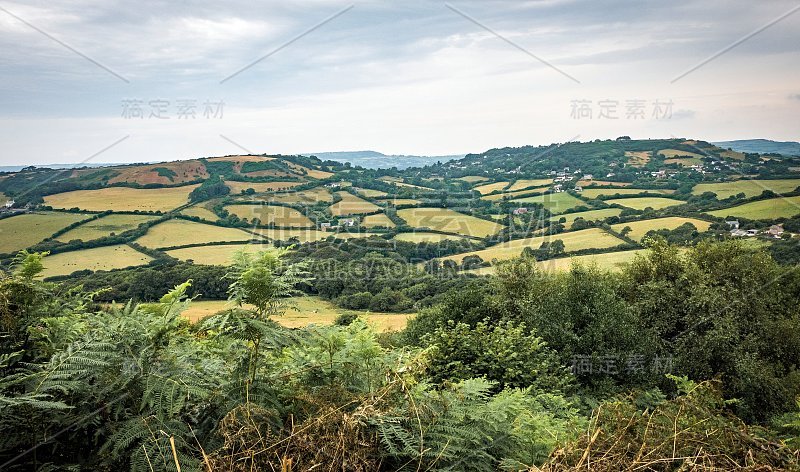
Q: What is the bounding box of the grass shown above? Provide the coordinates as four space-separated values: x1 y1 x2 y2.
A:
56 214 159 242
181 296 412 332
225 181 303 193
457 176 490 184
658 149 704 159
361 213 395 228
441 228 625 264
354 188 388 198
329 192 381 216
506 179 553 192
664 157 703 166
41 244 152 278
378 198 421 206
253 228 378 243
691 179 800 199
181 205 219 221
549 208 623 228
482 186 550 201
578 180 631 187
166 243 271 265
396 207 504 238
135 219 261 248
707 196 800 220
261 187 333 205
612 217 712 241
394 232 466 243
580 188 675 199
536 249 647 272
606 197 684 210
44 185 199 212
0 212 89 254
625 151 651 167
510 192 586 214
225 204 313 227
474 181 510 195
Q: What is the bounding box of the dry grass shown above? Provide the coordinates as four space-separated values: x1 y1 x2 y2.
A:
474 181 511 195
691 179 800 198
135 219 260 248
511 193 586 214
606 197 684 210
396 207 504 238
658 148 705 159
44 185 199 212
612 216 712 241
329 192 381 216
535 249 646 272
261 187 333 205
482 186 550 201
108 160 208 185
625 151 651 167
0 212 89 254
225 204 314 227
456 175 490 183
181 205 219 221
506 178 553 192
354 188 388 198
664 157 703 166
253 228 378 243
166 243 271 265
56 214 159 242
394 232 465 243
580 188 675 199
286 162 334 179
361 213 395 228
377 198 421 206
225 181 304 193
41 244 152 277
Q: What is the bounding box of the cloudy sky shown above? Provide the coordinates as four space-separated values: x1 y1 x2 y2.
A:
0 0 798 165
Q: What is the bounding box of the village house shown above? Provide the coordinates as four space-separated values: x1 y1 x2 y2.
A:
768 224 784 238
340 218 356 227
512 207 528 215
726 220 740 230
574 186 583 192
582 174 593 181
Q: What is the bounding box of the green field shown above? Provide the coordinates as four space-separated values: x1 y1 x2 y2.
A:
664 157 703 166
658 148 704 159
166 243 271 265
482 186 550 201
549 208 623 228
56 214 159 242
397 208 504 238
0 212 89 254
457 176 490 184
41 244 152 278
44 185 199 212
361 213 395 228
329 192 381 216
692 179 800 199
536 249 647 272
181 296 411 332
606 197 683 210
441 228 625 264
181 205 219 221
394 232 466 243
262 187 333 205
612 217 712 241
707 196 800 220
580 188 674 199
511 192 586 214
225 204 313 227
135 219 260 248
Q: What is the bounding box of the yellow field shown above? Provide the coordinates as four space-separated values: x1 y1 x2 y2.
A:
580 188 675 199
135 219 260 248
707 196 800 220
397 208 504 238
225 204 313 227
379 198 421 206
536 249 647 272
181 205 219 221
329 192 381 216
394 232 466 243
440 228 624 264
612 217 712 241
252 228 378 243
0 212 89 254
658 149 704 159
625 151 651 167
44 185 199 212
664 157 702 166
262 187 333 205
482 186 550 202
166 243 271 265
506 179 553 192
692 179 800 199
56 214 159 242
354 188 388 198
225 181 303 193
549 208 623 227
181 296 412 332
474 181 510 195
41 244 152 278
457 176 490 184
361 213 395 228
606 197 683 210
285 163 334 179
511 192 586 214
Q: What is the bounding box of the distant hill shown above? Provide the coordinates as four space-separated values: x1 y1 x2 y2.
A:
303 151 464 169
0 163 121 173
712 139 800 156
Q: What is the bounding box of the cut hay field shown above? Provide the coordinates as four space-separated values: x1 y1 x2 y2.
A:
511 192 586 214
225 204 313 227
441 228 624 265
181 296 411 332
482 186 549 202
625 151 651 166
474 181 510 195
396 208 504 238
707 196 800 220
135 219 260 248
580 188 675 199
354 188 388 198
506 179 553 192
166 243 271 265
108 160 208 185
0 212 89 254
394 232 465 243
691 179 800 199
41 245 152 278
56 214 159 242
378 198 421 206
44 185 199 212
658 149 704 159
329 192 380 216
536 249 647 272
253 228 378 243
181 206 219 221
612 217 712 241
549 208 623 227
361 213 395 228
393 182 433 190
286 163 334 179
262 187 333 205
457 176 490 183
225 181 303 193
606 197 684 210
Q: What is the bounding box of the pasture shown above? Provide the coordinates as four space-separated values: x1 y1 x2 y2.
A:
611 217 712 241
41 245 152 278
379 198 421 206
457 176 490 183
44 185 199 212
394 232 466 243
580 188 675 199
482 186 549 201
536 249 647 272
354 188 388 198
664 157 702 166
625 151 651 166
396 207 504 238
262 187 333 205
56 214 159 242
181 206 219 221
606 197 683 210
707 196 800 220
0 212 89 254
329 192 381 216
361 213 395 228
506 179 553 192
549 208 623 227
135 219 260 248
166 243 271 265
658 149 704 159
254 228 378 243
691 179 800 199
225 204 313 227
511 192 586 214
225 181 303 193
474 181 510 195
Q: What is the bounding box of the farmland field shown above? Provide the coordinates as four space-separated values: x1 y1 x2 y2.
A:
625 151 651 166
580 188 675 199
474 181 510 195
394 232 466 243
664 157 702 166
181 205 219 221
44 185 199 212
577 180 631 187
261 187 333 205
181 296 411 332
482 186 549 201
225 204 313 227
612 217 712 241
506 179 553 192
658 149 704 159
606 197 683 210
253 228 378 243
135 219 260 248
329 192 381 216
536 249 647 272
361 213 395 228
511 192 586 214
396 207 503 237
354 188 388 198
691 179 800 198
707 196 800 220
166 243 270 265
0 212 89 254
225 181 303 193
457 176 490 183
41 245 152 278
378 198 421 206
56 214 159 242
549 208 623 227
440 228 624 264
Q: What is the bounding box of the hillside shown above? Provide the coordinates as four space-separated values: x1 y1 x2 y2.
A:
713 139 800 156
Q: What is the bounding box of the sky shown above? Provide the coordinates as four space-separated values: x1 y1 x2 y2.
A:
0 0 798 165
